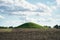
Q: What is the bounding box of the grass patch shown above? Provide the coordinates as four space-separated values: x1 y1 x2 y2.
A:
0 28 12 32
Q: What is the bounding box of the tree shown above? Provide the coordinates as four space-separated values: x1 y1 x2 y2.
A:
58 25 60 29
54 25 59 29
48 26 51 28
44 26 51 28
9 26 13 28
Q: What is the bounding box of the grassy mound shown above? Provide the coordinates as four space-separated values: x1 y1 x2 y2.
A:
16 22 43 28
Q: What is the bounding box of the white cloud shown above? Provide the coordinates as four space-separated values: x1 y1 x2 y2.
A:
0 0 58 27
14 0 37 11
0 0 54 15
11 11 52 22
0 15 4 19
11 2 53 16
1 0 37 11
11 11 52 17
0 0 53 13
50 6 57 10
0 0 14 4
36 3 52 13
0 9 4 12
5 20 25 26
56 0 60 5
56 0 60 11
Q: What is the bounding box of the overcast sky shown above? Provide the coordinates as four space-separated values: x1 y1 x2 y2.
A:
0 0 60 27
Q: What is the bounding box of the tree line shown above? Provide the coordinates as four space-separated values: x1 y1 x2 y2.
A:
0 25 60 29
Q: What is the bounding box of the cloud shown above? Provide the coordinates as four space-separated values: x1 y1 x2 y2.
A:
36 3 52 13
0 15 4 19
11 11 52 17
0 0 37 11
56 0 60 5
55 0 60 9
0 0 58 27
4 20 25 26
0 0 53 13
0 9 4 12
11 11 52 22
0 0 55 17
0 0 14 4
14 0 37 11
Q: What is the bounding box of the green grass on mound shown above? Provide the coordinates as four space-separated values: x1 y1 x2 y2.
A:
16 22 43 28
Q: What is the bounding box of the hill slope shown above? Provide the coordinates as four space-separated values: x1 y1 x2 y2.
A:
16 22 43 28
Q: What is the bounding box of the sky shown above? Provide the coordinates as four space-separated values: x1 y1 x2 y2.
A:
0 0 60 27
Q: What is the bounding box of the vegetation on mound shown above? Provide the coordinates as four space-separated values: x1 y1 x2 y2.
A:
15 22 50 29
15 22 43 28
